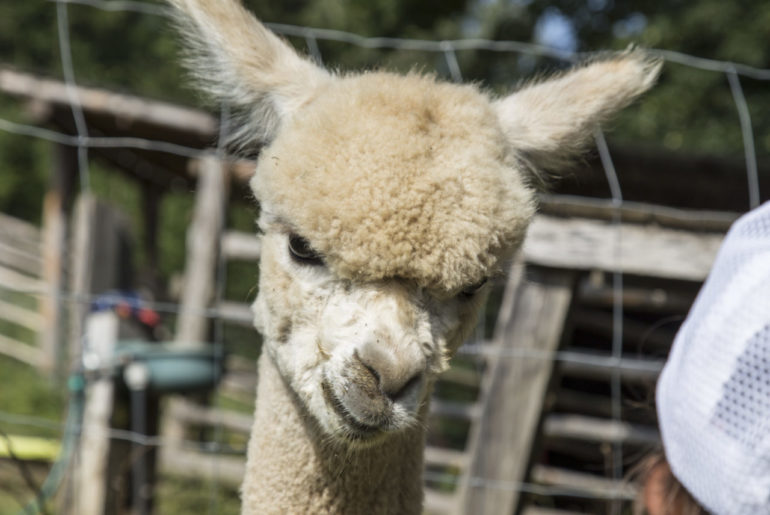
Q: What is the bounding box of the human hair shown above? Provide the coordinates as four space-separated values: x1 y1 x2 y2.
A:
631 451 706 515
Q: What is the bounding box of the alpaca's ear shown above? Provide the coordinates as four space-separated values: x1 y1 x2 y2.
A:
169 0 330 145
494 50 661 172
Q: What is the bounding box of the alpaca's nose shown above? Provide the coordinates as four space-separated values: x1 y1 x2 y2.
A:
354 344 425 401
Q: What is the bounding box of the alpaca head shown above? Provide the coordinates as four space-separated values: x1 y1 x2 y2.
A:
170 0 660 446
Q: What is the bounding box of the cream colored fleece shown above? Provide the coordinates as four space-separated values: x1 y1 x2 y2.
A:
253 71 535 294
242 353 426 515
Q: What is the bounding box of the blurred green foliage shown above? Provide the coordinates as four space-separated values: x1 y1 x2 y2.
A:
1 0 768 226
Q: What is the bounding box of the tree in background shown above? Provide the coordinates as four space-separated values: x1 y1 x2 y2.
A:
0 0 768 219
474 0 770 158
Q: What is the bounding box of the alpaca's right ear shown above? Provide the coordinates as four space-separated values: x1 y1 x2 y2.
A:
169 0 330 145
494 50 661 174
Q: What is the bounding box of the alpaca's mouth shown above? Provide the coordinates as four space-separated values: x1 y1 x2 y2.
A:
321 379 387 440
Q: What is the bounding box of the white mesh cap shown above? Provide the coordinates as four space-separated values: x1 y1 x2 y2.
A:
657 201 770 514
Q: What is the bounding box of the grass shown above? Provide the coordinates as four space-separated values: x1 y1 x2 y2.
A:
0 349 247 515
0 466 243 515
0 355 65 438
0 350 65 514
154 474 241 515
0 460 52 515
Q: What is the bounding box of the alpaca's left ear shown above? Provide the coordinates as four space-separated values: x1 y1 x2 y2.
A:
169 0 331 146
494 50 661 172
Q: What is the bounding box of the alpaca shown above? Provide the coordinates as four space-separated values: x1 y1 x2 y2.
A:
169 1 660 513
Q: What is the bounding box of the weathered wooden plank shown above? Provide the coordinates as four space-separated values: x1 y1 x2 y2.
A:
67 194 95 373
0 265 44 292
166 397 253 434
577 274 696 313
226 354 258 375
539 194 739 232
0 211 41 247
221 214 726 282
521 507 587 515
160 446 245 486
221 231 261 261
0 333 42 366
0 67 217 141
557 351 665 382
543 414 659 446
530 465 637 500
219 355 258 400
0 298 43 332
453 261 524 514
458 345 665 381
0 240 42 276
550 390 615 419
572 308 677 351
75 312 118 515
425 446 470 469
215 300 254 327
39 146 77 375
458 268 576 515
220 372 257 401
424 487 457 515
39 190 63 374
430 399 481 420
523 215 724 281
175 155 229 344
438 365 481 389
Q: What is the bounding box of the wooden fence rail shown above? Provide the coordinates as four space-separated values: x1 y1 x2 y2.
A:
0 212 46 368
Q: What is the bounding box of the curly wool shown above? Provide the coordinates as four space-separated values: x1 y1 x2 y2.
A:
253 72 537 293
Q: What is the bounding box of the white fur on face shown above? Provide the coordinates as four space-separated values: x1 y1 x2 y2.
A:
253 228 482 445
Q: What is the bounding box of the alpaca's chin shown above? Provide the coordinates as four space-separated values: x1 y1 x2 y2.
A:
329 419 413 449
318 377 418 447
336 426 391 449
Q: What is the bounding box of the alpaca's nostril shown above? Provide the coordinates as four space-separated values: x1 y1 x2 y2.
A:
360 360 381 385
385 372 421 402
350 351 384 401
352 348 424 402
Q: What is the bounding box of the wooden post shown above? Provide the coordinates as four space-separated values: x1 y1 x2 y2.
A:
40 143 78 374
74 311 119 515
174 155 228 344
68 194 134 368
458 267 577 515
68 311 161 515
61 196 139 515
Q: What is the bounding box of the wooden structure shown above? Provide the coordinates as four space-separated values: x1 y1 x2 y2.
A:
75 311 120 515
60 194 159 515
1 67 767 514
0 211 47 367
173 156 229 345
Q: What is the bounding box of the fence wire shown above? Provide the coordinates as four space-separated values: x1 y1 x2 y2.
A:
0 0 766 513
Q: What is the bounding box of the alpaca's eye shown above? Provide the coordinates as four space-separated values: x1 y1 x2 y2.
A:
288 234 323 265
460 278 488 298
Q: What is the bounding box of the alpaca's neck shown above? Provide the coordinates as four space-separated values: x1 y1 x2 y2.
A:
241 353 426 514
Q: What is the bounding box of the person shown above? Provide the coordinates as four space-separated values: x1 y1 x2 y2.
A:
637 201 770 514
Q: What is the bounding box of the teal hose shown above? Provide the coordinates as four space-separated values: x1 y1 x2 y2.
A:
19 373 85 515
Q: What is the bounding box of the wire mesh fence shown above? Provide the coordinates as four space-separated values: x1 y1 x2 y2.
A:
0 0 767 513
